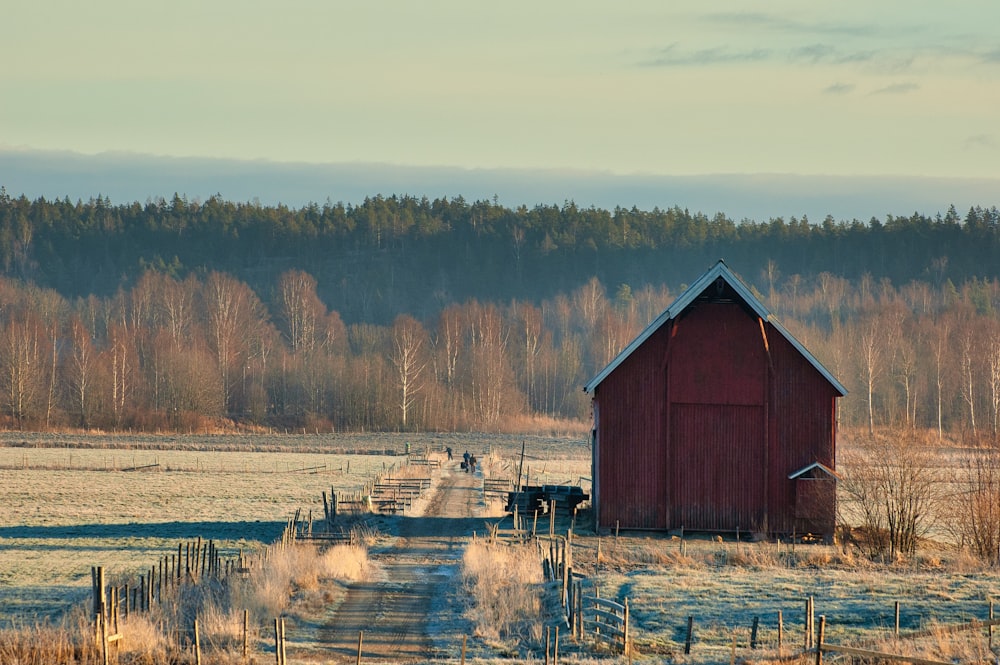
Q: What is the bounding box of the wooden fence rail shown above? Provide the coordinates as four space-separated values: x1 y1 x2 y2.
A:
580 595 630 656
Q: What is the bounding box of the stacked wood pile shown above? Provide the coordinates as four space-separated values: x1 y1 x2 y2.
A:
505 485 589 516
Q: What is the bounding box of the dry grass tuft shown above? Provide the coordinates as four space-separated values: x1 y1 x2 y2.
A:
0 618 88 665
947 548 983 573
319 543 374 581
231 541 377 619
853 624 996 665
462 540 544 643
118 613 170 663
499 413 589 437
724 543 782 568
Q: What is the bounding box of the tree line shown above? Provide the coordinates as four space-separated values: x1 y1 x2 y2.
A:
0 187 998 435
0 259 995 436
0 187 998 326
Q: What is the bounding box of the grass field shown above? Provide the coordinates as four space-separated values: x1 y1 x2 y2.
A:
6 429 995 664
0 431 588 626
0 446 394 624
566 535 999 661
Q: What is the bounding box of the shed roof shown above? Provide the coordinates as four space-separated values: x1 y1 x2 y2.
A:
788 461 841 480
583 260 848 396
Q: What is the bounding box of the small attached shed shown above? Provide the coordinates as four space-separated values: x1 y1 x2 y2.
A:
583 260 847 538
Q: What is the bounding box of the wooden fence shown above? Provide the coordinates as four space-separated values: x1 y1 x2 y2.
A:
538 531 631 656
814 613 1000 665
82 454 424 663
580 595 630 656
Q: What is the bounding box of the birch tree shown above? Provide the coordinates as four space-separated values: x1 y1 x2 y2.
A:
389 314 427 429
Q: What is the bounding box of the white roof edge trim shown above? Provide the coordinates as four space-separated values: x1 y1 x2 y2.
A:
583 260 848 396
788 461 841 480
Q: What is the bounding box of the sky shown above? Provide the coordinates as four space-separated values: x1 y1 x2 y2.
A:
2 1 999 221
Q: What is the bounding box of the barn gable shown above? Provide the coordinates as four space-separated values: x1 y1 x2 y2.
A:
585 260 846 397
584 260 846 536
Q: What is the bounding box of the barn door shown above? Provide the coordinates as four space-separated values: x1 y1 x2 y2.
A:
671 403 766 531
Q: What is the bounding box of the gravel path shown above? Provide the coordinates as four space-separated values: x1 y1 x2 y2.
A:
313 462 486 663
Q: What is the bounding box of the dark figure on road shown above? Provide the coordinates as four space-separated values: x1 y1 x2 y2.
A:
468 454 477 474
446 446 453 460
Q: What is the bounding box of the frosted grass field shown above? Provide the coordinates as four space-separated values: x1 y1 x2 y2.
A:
0 431 588 626
0 446 395 624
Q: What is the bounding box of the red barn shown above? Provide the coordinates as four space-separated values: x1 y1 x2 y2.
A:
583 261 846 538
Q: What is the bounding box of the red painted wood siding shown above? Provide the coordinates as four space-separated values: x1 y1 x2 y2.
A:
672 403 765 530
593 298 839 534
766 324 839 533
593 324 670 529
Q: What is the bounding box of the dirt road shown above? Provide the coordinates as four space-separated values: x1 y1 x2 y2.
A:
311 462 486 663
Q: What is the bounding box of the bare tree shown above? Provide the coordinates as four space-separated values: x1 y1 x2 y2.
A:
840 430 940 559
988 320 1000 436
159 274 197 352
512 302 543 412
956 308 983 437
278 270 325 354
433 304 463 389
65 316 97 428
389 315 427 429
0 317 43 428
949 444 1000 563
929 316 953 442
572 277 607 336
107 323 132 428
464 301 515 428
854 310 889 435
203 272 267 415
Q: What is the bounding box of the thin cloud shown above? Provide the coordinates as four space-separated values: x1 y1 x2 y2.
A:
871 82 919 95
705 11 881 39
965 134 997 150
640 41 883 70
641 44 772 67
823 82 855 95
792 44 877 65
982 48 1000 63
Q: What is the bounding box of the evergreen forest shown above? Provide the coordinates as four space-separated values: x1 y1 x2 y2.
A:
0 186 998 438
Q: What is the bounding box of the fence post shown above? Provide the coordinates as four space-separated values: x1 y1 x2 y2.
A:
274 618 281 665
280 618 287 665
684 615 694 654
194 618 202 665
100 611 110 665
243 609 249 660
460 634 467 665
750 616 759 649
623 598 630 657
93 566 105 620
778 609 784 652
356 630 363 665
815 615 826 665
805 597 813 650
990 600 995 649
577 584 583 639
894 600 900 636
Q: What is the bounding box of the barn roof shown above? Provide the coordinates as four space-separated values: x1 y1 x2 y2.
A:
584 260 848 396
